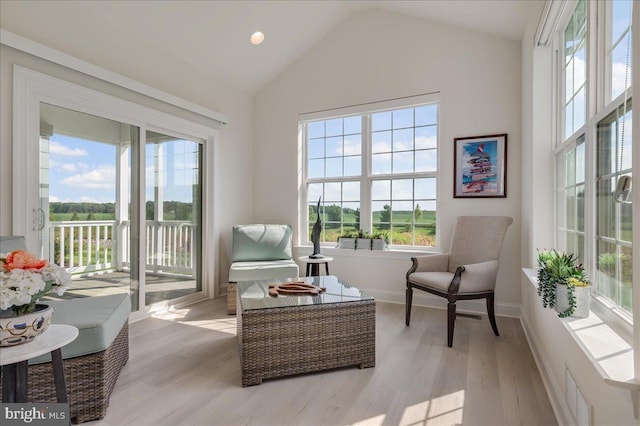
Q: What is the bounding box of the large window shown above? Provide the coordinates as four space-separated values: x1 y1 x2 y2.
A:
563 0 587 139
557 136 586 263
596 103 633 316
608 0 633 102
556 0 588 262
555 0 633 319
303 98 438 248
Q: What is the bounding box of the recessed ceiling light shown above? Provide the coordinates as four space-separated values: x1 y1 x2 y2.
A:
250 31 265 45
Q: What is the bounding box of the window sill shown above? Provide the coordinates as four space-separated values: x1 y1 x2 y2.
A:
294 244 439 260
522 268 640 416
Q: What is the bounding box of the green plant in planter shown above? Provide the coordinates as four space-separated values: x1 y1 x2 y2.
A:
371 231 389 243
356 230 371 239
536 249 590 318
337 230 358 240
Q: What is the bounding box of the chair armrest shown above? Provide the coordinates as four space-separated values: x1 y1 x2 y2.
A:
407 254 450 277
450 259 500 294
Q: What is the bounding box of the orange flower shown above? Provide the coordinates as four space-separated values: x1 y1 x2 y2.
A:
2 250 48 272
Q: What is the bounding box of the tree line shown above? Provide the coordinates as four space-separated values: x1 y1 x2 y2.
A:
50 201 195 221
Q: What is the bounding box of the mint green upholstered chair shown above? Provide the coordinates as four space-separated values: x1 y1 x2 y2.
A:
227 224 299 314
405 216 513 347
0 235 27 253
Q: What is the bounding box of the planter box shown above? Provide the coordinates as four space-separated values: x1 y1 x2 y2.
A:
355 238 372 250
337 238 356 249
371 239 387 250
555 285 591 318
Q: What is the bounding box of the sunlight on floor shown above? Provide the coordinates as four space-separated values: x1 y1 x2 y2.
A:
398 390 465 425
399 400 430 425
352 413 386 426
151 305 237 335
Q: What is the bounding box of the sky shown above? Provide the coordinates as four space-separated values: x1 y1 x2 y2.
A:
46 134 199 204
48 134 116 203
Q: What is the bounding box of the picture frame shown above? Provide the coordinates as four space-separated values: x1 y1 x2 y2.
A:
454 133 507 198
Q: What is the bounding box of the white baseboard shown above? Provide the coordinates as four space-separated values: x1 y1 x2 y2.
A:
519 307 572 425
360 287 521 318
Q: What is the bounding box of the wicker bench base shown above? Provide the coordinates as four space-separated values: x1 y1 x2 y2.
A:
1 323 129 424
227 282 237 315
237 298 375 387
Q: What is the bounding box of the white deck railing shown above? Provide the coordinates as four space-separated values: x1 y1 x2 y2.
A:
49 220 196 276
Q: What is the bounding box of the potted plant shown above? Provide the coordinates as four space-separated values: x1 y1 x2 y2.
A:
355 230 372 250
536 249 591 318
337 230 357 249
371 231 388 250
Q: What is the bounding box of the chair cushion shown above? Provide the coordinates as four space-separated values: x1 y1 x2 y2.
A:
409 259 500 294
0 236 27 253
31 293 131 364
228 260 299 282
409 271 454 292
232 224 293 262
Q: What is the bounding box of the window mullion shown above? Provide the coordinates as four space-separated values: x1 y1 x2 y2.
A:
360 114 372 233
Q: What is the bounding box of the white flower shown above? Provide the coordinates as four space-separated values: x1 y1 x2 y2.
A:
42 264 72 288
0 254 70 313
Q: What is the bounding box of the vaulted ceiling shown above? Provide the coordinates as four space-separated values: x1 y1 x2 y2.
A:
0 1 539 94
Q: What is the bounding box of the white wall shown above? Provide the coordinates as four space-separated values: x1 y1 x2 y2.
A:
253 9 522 314
0 40 253 296
520 5 555 268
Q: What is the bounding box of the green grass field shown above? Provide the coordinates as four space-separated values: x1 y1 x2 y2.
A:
51 213 115 221
310 207 436 246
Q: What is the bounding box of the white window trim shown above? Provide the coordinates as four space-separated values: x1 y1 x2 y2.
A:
298 93 441 252
12 65 219 319
551 0 640 407
555 0 635 324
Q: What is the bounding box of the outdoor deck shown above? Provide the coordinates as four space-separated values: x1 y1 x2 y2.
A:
44 271 197 306
42 219 199 307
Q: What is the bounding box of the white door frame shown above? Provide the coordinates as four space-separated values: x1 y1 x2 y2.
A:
12 65 218 318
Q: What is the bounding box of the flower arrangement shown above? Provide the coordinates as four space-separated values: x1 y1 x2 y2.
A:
0 250 71 316
536 249 590 318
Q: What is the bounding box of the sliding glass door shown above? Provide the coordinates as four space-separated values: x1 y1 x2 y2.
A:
38 103 202 310
144 130 202 304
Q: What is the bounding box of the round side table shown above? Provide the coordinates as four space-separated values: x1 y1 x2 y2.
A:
1 324 79 403
298 256 334 277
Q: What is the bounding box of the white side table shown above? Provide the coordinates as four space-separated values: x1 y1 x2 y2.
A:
1 324 79 403
298 256 334 277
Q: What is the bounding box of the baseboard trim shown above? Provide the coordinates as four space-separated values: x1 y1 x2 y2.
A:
519 307 571 425
360 287 521 318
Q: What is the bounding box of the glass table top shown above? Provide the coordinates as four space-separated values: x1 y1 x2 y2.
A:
237 275 373 311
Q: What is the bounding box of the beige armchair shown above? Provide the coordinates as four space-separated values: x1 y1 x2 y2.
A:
405 216 513 347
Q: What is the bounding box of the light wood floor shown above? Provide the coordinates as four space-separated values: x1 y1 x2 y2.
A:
89 298 557 426
45 271 196 305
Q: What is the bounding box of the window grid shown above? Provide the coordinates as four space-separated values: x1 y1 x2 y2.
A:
563 0 587 139
595 104 633 315
607 0 633 102
555 0 633 321
303 103 438 248
307 181 360 244
557 136 586 263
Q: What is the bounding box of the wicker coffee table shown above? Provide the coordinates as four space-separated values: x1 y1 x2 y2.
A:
236 275 375 386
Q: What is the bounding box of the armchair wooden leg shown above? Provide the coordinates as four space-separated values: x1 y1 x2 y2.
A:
447 301 456 348
487 293 499 336
405 285 413 326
